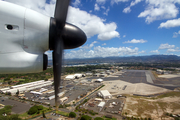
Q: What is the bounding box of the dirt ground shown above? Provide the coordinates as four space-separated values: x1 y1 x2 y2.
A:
123 92 180 120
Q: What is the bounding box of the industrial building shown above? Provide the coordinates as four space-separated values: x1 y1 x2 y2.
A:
0 80 53 95
95 79 103 83
98 101 105 108
98 90 112 99
48 91 65 100
65 75 75 80
60 97 68 103
65 73 85 80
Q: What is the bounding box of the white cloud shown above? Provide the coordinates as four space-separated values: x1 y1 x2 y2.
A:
101 6 106 9
98 31 120 40
96 0 106 4
89 41 98 48
123 0 143 13
4 0 55 17
159 43 175 49
139 50 146 54
45 50 52 60
159 18 180 28
65 46 140 59
94 3 100 11
123 7 131 13
80 41 98 49
104 7 110 16
167 48 180 53
67 6 120 40
102 43 106 46
111 0 129 5
173 30 180 38
72 0 81 7
5 1 119 41
123 35 126 38
124 39 147 43
138 0 180 24
150 50 159 54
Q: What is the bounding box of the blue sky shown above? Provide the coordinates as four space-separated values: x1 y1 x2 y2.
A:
4 0 180 59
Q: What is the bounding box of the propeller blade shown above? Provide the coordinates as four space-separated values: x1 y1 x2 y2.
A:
54 0 70 28
53 37 64 111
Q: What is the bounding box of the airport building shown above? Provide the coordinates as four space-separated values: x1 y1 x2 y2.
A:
0 80 53 95
98 90 112 99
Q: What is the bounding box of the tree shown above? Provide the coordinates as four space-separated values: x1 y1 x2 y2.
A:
28 106 38 115
16 90 19 96
37 105 43 110
8 114 22 120
42 111 46 118
69 112 76 118
80 115 92 120
94 117 104 120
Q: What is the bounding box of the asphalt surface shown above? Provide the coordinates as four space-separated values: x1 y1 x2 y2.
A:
105 70 177 90
0 96 31 114
104 70 147 83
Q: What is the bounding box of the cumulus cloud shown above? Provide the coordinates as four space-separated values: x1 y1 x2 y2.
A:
94 3 100 11
124 39 147 43
159 18 180 28
150 50 159 54
123 0 143 13
4 0 55 17
102 43 106 46
159 43 175 49
72 0 81 7
65 46 140 59
123 7 131 13
139 50 146 54
173 30 180 38
104 7 110 16
80 41 98 49
167 48 180 53
98 31 120 40
96 0 106 4
138 0 180 23
67 7 120 40
6 0 120 41
123 35 126 38
111 0 129 5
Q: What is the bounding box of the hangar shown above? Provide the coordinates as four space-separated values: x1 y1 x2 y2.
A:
98 90 112 99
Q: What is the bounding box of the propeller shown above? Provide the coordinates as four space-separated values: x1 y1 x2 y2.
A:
49 0 87 110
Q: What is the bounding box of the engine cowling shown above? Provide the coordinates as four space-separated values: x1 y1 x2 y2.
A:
0 1 49 73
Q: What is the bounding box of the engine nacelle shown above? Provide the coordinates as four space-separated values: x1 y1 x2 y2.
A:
0 52 47 74
0 1 50 73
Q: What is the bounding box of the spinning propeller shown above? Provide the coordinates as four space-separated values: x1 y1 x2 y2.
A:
49 0 87 110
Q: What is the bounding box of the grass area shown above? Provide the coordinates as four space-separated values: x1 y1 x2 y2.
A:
19 112 29 119
151 71 158 78
56 110 69 117
103 116 117 120
156 91 180 98
124 92 180 119
19 106 52 119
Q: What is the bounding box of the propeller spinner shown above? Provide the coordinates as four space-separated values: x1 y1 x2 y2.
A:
49 0 87 110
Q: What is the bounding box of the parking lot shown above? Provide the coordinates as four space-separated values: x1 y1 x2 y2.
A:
0 96 31 114
23 78 102 106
